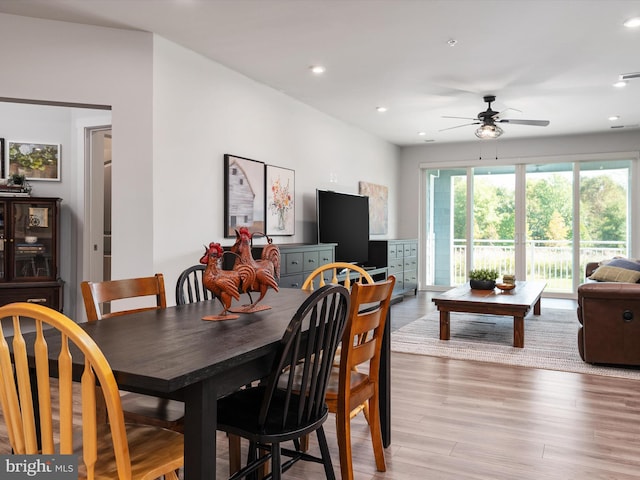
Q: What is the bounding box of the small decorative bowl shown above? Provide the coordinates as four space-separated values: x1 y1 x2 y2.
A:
496 283 516 292
24 235 38 244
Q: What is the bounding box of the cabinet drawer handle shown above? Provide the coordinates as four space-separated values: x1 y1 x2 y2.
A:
291 260 299 265
308 259 316 264
27 298 47 304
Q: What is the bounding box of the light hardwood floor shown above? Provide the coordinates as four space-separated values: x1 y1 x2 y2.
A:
2 292 640 479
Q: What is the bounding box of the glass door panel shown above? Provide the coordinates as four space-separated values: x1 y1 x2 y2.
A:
0 202 5 280
12 202 55 280
525 163 574 292
579 160 631 279
424 168 467 286
471 166 516 277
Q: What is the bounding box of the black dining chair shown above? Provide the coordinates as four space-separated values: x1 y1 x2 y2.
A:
216 284 351 480
175 264 213 305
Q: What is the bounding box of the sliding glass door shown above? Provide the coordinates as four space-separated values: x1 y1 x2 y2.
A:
423 158 633 294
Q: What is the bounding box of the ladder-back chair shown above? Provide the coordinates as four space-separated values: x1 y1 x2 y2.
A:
80 274 184 432
326 275 395 480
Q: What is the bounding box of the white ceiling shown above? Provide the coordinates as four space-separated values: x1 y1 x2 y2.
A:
2 0 640 146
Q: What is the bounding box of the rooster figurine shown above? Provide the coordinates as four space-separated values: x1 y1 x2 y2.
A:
199 242 256 321
230 227 280 312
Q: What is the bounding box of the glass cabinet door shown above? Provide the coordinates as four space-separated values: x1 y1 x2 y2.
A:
0 202 5 280
12 202 55 280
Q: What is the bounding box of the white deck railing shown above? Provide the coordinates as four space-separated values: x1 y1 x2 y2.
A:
450 239 626 290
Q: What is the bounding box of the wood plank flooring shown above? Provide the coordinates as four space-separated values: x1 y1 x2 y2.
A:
2 292 640 479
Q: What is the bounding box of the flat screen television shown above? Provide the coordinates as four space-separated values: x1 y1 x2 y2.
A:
316 189 369 265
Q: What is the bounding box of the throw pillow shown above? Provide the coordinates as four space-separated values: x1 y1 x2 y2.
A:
607 258 640 272
589 265 640 283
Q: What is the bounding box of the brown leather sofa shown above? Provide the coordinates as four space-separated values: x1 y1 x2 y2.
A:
577 262 640 366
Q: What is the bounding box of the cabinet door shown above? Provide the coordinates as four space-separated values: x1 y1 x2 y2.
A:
0 202 5 281
12 201 57 281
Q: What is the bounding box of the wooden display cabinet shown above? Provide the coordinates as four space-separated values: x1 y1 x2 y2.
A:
0 197 63 311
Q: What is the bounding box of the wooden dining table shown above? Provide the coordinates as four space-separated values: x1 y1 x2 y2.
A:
26 288 391 480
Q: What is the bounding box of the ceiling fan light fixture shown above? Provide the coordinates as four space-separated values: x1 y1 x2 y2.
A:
475 124 503 139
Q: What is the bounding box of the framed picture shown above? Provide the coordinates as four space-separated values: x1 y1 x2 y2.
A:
7 141 61 181
359 181 388 234
224 154 265 238
266 165 295 236
28 207 49 228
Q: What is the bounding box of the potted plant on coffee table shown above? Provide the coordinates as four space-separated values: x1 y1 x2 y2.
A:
468 268 499 290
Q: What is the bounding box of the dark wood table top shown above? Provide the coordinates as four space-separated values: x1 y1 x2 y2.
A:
432 281 546 310
74 288 311 395
19 286 393 479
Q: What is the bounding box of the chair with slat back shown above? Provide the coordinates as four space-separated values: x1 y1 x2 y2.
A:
217 284 351 480
0 302 184 480
175 264 241 476
81 274 167 320
301 262 374 292
175 264 213 305
325 275 395 480
298 262 376 454
80 274 184 433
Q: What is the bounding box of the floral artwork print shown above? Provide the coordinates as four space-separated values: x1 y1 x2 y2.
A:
7 141 61 181
266 165 295 235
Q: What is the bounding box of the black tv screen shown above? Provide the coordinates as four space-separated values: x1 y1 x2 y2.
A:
316 190 369 265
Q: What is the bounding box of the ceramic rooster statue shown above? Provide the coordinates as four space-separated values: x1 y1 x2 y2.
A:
199 242 256 321
231 227 280 312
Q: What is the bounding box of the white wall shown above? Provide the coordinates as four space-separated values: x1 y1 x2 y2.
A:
0 13 400 316
152 37 400 298
0 12 153 319
399 130 640 239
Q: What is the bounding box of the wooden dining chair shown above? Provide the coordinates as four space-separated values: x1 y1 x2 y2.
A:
297 262 376 453
326 275 395 480
0 302 184 480
301 262 374 291
175 264 213 305
80 274 184 432
174 264 242 475
217 284 350 480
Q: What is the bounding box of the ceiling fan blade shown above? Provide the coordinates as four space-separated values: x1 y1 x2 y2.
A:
498 119 550 126
439 121 480 132
442 115 478 121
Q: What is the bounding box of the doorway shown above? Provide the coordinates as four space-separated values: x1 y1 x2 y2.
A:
85 126 112 284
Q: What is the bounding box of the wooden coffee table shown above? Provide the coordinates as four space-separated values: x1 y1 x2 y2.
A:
432 280 546 348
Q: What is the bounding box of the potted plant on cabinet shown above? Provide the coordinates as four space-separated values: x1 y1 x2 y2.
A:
468 268 499 290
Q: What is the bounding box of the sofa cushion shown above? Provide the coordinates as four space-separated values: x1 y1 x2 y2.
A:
606 257 640 272
589 265 640 283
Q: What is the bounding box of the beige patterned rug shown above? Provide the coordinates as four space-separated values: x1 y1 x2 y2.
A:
391 308 640 380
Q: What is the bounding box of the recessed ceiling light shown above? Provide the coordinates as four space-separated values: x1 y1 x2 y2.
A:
376 106 387 113
623 17 640 28
309 65 325 74
609 115 620 121
447 39 457 47
613 80 627 88
418 131 426 136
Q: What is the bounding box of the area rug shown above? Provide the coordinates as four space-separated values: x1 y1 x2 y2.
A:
391 308 640 380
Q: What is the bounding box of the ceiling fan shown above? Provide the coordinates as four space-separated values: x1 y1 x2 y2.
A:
441 95 550 139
